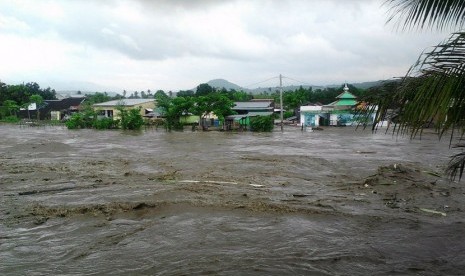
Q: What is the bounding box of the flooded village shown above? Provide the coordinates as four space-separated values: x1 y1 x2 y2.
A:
2 0 465 275
1 83 464 274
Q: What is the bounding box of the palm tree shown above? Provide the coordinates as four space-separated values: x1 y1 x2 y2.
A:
369 1 465 180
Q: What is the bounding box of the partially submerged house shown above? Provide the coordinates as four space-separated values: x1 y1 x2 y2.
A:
45 97 86 120
18 97 86 120
225 100 275 130
93 99 156 120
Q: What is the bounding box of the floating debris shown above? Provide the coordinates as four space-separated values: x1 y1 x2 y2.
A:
179 180 238 185
419 208 447 217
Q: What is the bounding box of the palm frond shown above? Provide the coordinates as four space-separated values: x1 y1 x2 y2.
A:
446 151 465 181
396 32 465 140
385 0 465 31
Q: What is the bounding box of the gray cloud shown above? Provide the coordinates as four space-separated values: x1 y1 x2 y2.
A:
0 0 452 91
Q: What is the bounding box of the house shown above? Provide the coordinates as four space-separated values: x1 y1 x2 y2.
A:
232 100 274 115
93 99 156 120
300 84 374 127
225 100 275 130
44 97 86 120
18 97 86 120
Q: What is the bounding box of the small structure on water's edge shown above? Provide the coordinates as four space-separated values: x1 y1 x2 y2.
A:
300 84 375 128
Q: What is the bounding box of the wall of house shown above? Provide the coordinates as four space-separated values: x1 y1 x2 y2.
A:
300 106 323 127
94 101 155 120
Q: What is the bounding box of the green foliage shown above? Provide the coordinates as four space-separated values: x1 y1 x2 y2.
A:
84 92 113 104
156 95 194 131
118 107 144 130
0 81 56 107
195 83 215 97
29 94 44 120
252 85 363 113
65 104 96 129
250 116 274 132
154 90 168 99
226 89 253 101
177 90 195 97
0 99 21 120
65 113 88 129
1 115 20 123
284 110 294 118
93 117 118 129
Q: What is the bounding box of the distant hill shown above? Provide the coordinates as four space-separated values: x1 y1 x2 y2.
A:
206 79 244 91
351 80 386 90
195 79 388 94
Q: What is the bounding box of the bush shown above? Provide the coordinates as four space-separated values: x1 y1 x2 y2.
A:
65 113 84 129
2 115 20 123
65 113 93 129
250 116 274 132
119 108 144 130
93 117 118 129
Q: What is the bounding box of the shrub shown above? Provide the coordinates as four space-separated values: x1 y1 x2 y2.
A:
250 116 274 132
2 116 20 123
93 117 118 129
65 113 94 129
65 113 85 129
119 108 144 130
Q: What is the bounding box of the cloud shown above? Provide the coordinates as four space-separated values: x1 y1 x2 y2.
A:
0 0 453 91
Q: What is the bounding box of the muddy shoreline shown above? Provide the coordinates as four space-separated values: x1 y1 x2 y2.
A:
1 124 464 275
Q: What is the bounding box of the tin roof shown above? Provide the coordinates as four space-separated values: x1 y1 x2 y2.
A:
233 101 273 110
93 99 155 107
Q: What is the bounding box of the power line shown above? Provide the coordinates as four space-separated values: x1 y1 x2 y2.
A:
241 75 318 90
243 76 280 88
281 76 314 87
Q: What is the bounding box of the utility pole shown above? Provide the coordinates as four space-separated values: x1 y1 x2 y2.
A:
279 74 283 132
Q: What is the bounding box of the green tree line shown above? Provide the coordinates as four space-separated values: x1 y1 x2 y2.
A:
0 81 57 120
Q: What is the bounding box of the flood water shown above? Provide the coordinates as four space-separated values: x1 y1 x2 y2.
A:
0 124 464 275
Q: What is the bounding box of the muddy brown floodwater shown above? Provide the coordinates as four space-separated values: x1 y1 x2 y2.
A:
0 124 464 275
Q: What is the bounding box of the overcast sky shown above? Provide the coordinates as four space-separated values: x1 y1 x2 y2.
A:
0 0 452 92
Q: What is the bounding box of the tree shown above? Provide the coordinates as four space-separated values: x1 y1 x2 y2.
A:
226 89 253 101
373 0 465 179
195 83 215 97
116 102 144 130
4 100 19 116
193 92 234 130
250 116 274 132
29 94 44 120
177 90 194 97
85 92 112 104
156 95 194 131
154 90 168 99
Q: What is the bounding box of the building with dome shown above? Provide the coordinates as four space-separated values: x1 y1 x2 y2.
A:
299 84 370 128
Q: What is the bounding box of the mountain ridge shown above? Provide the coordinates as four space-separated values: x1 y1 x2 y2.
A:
204 79 386 94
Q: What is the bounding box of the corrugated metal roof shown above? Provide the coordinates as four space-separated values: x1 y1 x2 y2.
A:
247 111 274 116
93 99 155 107
233 101 273 109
